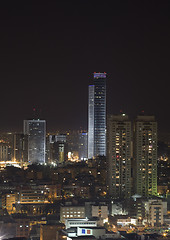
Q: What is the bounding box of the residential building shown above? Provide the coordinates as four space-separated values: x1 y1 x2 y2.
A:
107 114 132 199
134 115 157 197
148 200 164 226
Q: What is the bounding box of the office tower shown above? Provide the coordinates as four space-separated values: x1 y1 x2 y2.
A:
23 119 46 164
49 134 68 165
78 132 88 160
88 73 106 159
107 114 132 199
12 133 28 163
134 115 157 197
53 137 68 165
67 130 80 154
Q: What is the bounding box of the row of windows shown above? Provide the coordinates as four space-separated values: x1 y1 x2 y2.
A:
69 222 95 225
63 215 82 218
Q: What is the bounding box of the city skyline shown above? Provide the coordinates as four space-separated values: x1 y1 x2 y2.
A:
0 2 169 236
0 1 169 137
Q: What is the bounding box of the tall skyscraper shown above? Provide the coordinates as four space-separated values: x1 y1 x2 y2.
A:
88 72 106 159
134 115 157 197
107 114 132 199
23 119 46 164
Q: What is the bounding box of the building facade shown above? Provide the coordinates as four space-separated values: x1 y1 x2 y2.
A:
107 114 132 199
134 116 157 197
78 132 88 160
148 200 164 226
0 142 11 162
12 133 28 163
60 205 85 223
23 119 46 164
48 134 68 165
88 73 106 159
16 218 30 239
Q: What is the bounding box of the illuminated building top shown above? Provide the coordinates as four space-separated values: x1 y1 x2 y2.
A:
93 72 106 79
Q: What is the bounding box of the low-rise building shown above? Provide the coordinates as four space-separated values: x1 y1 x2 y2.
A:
40 223 65 240
117 217 137 227
60 205 85 224
63 218 121 240
144 198 167 226
19 189 46 204
15 217 30 239
2 193 17 214
65 219 97 230
148 200 164 227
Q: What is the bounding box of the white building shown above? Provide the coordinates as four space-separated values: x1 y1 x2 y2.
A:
64 218 121 240
149 201 164 226
110 202 128 216
65 218 97 230
117 217 137 227
144 199 166 227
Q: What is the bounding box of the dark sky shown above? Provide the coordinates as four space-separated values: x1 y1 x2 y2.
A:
0 1 169 134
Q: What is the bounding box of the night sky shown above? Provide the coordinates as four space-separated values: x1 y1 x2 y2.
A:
0 1 169 135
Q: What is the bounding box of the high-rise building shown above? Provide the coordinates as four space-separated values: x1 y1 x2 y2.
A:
12 133 28 163
78 132 88 160
107 114 132 199
23 119 46 164
48 134 68 165
0 142 11 162
88 73 106 159
134 115 157 197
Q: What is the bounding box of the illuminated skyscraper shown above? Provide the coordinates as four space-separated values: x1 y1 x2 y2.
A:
88 73 106 159
134 116 157 197
107 114 132 199
23 119 46 164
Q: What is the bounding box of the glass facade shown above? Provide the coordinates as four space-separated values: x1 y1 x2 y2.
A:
23 119 46 164
88 85 95 159
88 73 106 158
